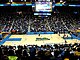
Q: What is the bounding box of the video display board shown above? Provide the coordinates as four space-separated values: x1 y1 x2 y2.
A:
35 2 52 12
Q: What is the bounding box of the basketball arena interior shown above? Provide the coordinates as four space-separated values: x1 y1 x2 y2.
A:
0 0 80 60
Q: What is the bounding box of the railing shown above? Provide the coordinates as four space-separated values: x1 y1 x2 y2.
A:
26 32 54 35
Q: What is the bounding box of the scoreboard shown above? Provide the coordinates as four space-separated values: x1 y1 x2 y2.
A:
35 2 52 12
32 2 52 16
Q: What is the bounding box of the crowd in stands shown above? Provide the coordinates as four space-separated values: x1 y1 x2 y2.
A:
48 14 68 33
0 43 80 60
30 17 49 32
0 14 13 32
50 13 80 38
30 13 80 33
11 14 29 34
0 11 80 34
0 13 29 34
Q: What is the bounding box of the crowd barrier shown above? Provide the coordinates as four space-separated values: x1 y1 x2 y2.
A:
26 32 54 35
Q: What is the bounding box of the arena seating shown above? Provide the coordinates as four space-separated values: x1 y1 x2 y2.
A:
0 11 80 41
0 44 80 60
0 5 80 60
11 15 29 34
0 12 80 34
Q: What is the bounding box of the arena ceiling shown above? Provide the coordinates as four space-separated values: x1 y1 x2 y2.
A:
0 0 80 4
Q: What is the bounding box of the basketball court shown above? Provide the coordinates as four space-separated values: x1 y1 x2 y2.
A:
3 34 80 46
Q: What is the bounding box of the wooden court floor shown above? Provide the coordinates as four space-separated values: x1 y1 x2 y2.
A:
3 34 80 46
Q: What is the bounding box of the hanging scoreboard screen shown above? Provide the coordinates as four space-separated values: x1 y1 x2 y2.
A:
35 2 52 12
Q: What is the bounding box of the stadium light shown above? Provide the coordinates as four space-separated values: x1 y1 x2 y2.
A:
53 0 55 3
24 0 26 2
60 0 63 2
21 0 24 1
9 0 13 2
35 0 36 1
